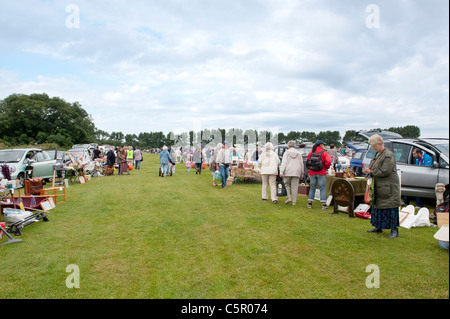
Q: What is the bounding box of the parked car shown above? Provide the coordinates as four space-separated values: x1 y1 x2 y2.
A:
0 148 58 186
72 144 91 149
347 142 369 175
356 129 403 142
361 137 449 199
46 149 73 165
348 130 404 176
67 148 91 162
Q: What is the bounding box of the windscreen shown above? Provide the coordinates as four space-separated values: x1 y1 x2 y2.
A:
0 150 25 163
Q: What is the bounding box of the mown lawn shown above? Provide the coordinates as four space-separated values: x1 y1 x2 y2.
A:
0 154 448 299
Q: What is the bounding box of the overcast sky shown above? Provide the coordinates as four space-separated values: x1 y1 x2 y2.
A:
0 0 448 139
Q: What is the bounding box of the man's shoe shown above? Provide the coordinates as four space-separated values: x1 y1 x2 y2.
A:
322 205 328 210
273 200 278 204
307 203 312 209
285 199 292 204
367 228 382 233
387 229 399 238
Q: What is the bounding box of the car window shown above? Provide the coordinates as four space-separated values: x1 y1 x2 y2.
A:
365 147 376 160
352 152 365 160
35 152 45 162
439 156 449 169
0 150 25 163
26 151 35 160
392 143 411 164
42 151 52 161
435 143 449 158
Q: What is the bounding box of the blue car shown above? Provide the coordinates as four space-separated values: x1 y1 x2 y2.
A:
347 142 369 176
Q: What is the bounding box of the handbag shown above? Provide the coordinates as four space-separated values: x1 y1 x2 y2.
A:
364 148 386 206
364 177 375 205
276 179 287 197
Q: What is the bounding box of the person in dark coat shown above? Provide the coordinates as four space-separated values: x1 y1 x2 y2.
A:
106 149 116 166
363 134 402 238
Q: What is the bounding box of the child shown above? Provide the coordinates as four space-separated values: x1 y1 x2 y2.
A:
186 161 191 174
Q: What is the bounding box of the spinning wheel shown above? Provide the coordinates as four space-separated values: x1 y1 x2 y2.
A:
331 178 355 218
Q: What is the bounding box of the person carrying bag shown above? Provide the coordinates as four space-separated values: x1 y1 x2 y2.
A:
364 148 386 206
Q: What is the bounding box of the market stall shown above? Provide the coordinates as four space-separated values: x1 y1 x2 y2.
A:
230 162 261 183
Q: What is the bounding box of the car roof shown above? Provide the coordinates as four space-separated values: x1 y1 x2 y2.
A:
388 138 448 145
418 138 449 144
0 148 42 151
356 130 403 140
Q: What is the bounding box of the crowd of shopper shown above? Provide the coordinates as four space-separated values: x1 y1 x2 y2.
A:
154 134 402 238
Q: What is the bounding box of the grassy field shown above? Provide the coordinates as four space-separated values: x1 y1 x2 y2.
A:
0 153 448 299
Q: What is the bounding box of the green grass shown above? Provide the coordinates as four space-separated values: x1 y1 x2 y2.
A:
0 154 448 299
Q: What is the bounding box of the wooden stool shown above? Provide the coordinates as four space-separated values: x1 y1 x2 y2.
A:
40 187 66 203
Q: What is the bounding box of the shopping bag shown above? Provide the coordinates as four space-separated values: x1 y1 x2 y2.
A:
364 177 374 205
128 162 134 171
276 180 287 197
214 170 222 184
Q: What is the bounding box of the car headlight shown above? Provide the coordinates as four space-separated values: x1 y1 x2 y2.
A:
9 166 16 173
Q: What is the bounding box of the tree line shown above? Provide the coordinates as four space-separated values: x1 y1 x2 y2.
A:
0 93 421 150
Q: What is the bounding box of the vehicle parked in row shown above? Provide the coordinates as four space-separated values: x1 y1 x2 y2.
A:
362 137 449 199
0 148 58 186
347 142 369 175
67 148 92 163
349 130 403 176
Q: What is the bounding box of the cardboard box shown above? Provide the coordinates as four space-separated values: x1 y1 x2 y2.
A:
437 213 449 228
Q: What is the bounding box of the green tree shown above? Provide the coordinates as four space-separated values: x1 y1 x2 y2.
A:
342 130 366 143
110 131 124 146
316 131 341 147
125 133 138 146
388 125 420 138
299 131 317 143
286 131 301 143
0 93 96 148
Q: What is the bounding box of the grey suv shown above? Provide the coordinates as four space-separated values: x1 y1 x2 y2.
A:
362 138 449 199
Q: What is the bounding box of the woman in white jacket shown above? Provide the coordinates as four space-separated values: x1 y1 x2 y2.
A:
258 142 281 203
280 140 304 206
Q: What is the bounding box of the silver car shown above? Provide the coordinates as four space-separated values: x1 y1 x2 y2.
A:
362 138 449 199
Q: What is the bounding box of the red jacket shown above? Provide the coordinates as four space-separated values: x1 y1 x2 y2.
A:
307 146 331 176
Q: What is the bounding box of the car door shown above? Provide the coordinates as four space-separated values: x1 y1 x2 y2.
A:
392 141 438 198
31 151 56 179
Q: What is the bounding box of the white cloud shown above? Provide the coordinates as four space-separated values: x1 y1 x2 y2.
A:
0 0 448 138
